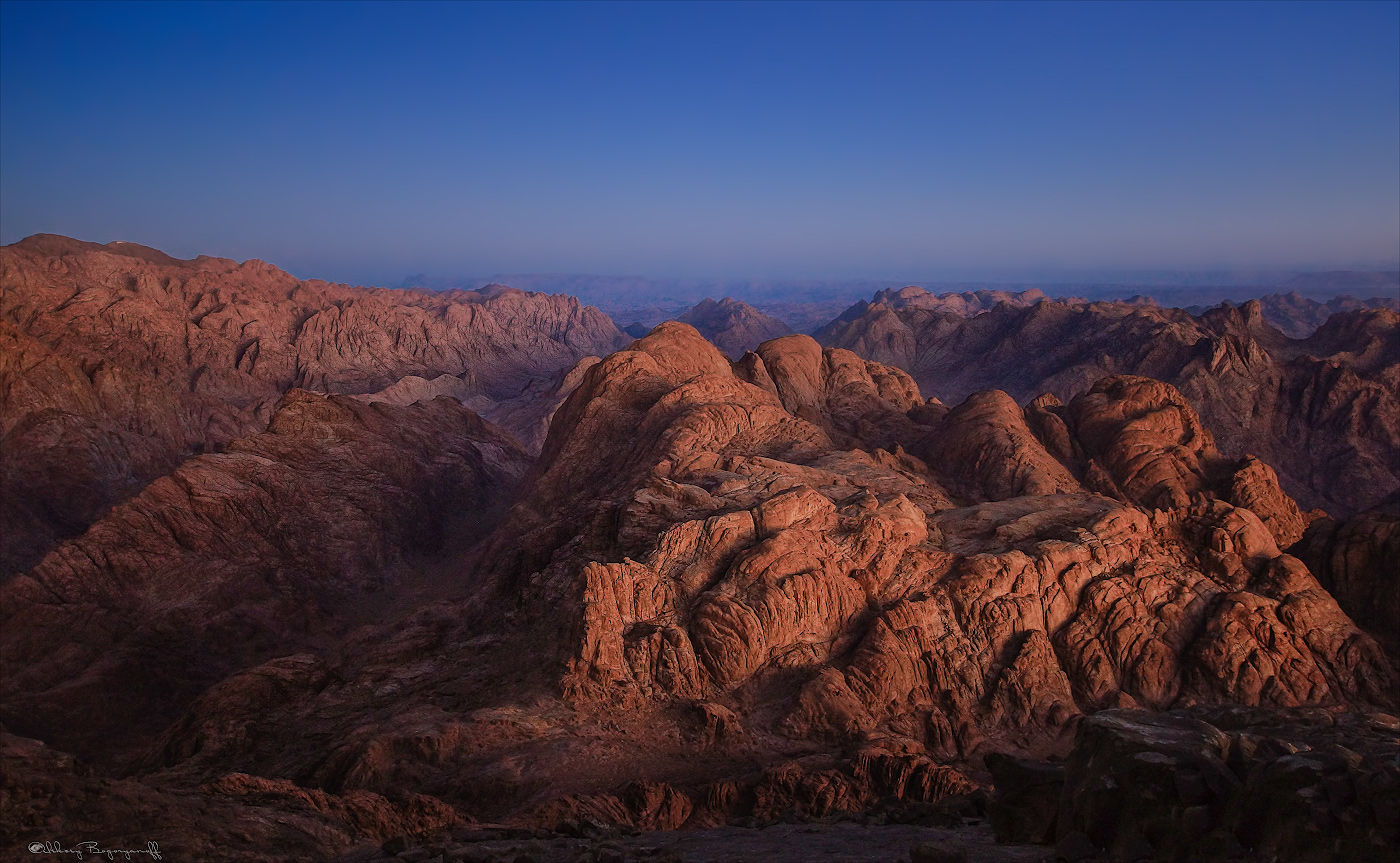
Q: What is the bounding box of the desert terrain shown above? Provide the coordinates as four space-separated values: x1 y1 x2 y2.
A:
2 236 1398 862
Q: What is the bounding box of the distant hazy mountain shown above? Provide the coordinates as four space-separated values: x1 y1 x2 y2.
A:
1280 270 1400 294
398 273 896 315
1236 292 1398 339
674 297 793 358
400 270 1399 335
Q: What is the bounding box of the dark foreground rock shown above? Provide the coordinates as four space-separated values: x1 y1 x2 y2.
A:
989 708 1400 862
0 724 1050 863
0 731 463 863
1297 490 1400 654
0 391 530 768
336 822 1053 863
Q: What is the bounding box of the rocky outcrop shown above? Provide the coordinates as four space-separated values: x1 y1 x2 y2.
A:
810 287 1054 371
989 707 1400 862
1067 375 1223 510
532 750 977 832
0 234 625 573
675 297 793 358
0 731 462 863
0 391 529 766
921 390 1081 501
1254 291 1400 339
818 292 1400 517
5 298 1396 861
479 327 1392 773
1225 455 1311 548
1297 491 1400 653
743 334 926 451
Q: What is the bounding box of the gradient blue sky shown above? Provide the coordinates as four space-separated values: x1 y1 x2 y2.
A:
2 0 1397 285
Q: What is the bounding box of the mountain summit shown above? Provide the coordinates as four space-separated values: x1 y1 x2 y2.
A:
674 296 793 357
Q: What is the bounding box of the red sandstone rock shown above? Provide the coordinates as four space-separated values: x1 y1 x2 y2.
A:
920 390 1081 501
1067 375 1222 510
1298 491 1400 653
818 294 1400 517
475 325 1393 779
0 391 528 766
675 297 794 358
3 262 1396 860
1225 455 1312 548
0 235 625 572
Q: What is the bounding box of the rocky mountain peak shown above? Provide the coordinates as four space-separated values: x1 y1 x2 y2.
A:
674 296 794 358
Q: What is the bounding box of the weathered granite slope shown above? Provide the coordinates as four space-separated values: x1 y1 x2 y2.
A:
0 234 625 573
0 391 529 766
479 326 1392 761
817 293 1400 516
3 320 1394 862
1297 490 1400 654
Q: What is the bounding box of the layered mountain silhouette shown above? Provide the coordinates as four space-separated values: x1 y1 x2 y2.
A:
1249 291 1400 339
614 296 793 357
816 289 1400 518
2 238 1398 862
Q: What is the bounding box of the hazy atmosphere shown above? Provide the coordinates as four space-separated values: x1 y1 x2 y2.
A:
2 0 1397 286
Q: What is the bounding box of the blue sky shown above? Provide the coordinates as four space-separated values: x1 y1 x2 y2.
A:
1 0 1397 285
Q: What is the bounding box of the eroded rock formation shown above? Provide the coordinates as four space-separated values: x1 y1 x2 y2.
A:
1298 491 1400 654
0 235 625 573
0 391 529 766
675 297 794 358
4 251 1398 861
478 326 1392 777
817 292 1400 517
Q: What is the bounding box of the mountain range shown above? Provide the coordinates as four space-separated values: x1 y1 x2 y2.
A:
1 236 1397 863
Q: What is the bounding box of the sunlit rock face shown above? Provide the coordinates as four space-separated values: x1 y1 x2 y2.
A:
1 235 626 573
487 329 1390 740
818 292 1400 517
